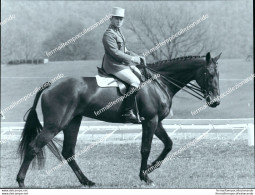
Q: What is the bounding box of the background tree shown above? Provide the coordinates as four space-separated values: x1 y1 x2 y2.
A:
1 0 253 64
42 20 97 61
125 2 220 62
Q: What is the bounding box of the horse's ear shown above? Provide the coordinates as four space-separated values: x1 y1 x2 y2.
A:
206 52 211 63
214 52 222 62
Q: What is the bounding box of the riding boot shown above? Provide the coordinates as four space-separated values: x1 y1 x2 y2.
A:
122 86 139 123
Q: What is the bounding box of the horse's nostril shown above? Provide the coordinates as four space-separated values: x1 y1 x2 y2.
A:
212 101 220 107
206 97 211 103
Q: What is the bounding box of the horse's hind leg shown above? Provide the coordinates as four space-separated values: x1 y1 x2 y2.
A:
146 121 173 174
61 115 95 187
16 127 59 187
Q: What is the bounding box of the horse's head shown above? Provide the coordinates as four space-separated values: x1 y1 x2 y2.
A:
196 52 222 108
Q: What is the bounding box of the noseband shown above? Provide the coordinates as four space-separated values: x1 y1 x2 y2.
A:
202 58 218 100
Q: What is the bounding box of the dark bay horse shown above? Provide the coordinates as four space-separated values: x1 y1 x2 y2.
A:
17 52 221 187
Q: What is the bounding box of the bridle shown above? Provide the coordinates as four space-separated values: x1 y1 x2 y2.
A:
202 58 218 101
139 58 215 101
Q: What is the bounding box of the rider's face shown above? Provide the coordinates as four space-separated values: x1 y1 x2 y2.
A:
111 16 124 28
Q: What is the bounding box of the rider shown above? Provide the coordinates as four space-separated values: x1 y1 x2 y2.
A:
102 7 145 122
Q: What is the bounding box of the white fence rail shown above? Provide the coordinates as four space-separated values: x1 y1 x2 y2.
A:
1 118 254 145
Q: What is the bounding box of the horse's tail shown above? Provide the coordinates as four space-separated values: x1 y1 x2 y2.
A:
18 82 62 168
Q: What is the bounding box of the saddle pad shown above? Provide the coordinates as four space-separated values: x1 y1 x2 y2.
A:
95 75 118 87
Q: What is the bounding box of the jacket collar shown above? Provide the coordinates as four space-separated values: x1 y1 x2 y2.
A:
109 24 120 32
108 24 125 41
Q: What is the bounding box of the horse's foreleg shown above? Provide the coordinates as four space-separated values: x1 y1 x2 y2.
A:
146 121 173 174
139 115 158 184
61 115 95 187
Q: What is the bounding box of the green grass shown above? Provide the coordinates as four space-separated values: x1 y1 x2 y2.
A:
1 59 254 121
1 139 254 188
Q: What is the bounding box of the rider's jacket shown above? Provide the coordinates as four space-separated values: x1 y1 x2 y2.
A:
102 24 137 74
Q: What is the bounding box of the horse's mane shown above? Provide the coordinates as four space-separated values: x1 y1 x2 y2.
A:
147 55 206 67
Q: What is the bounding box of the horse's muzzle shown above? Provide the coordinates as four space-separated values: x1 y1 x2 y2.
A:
206 96 220 108
209 101 220 107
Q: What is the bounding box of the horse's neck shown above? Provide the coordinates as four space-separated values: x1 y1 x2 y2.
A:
149 59 204 95
156 74 194 96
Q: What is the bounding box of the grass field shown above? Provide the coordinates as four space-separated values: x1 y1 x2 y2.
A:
0 139 254 188
1 59 254 121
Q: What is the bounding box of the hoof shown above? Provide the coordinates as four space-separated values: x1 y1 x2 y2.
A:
140 179 156 188
144 177 153 185
18 183 25 188
141 181 155 188
82 180 96 187
151 182 156 187
139 172 154 185
17 178 25 188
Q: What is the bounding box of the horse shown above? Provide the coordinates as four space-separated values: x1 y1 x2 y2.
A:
16 52 222 187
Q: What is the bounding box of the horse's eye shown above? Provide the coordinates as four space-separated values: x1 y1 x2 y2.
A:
209 74 214 79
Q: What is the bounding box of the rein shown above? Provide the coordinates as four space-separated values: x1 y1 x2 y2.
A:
138 64 206 101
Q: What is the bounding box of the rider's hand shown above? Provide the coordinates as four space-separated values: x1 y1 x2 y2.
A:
131 56 141 64
139 56 146 65
130 65 142 76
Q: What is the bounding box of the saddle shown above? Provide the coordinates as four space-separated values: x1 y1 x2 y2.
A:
96 67 145 95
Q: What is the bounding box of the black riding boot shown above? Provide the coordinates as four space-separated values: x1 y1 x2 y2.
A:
122 86 139 123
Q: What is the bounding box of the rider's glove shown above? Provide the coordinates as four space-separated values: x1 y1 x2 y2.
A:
139 56 146 65
131 56 141 64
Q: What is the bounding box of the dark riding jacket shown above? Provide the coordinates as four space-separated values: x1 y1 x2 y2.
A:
102 24 138 74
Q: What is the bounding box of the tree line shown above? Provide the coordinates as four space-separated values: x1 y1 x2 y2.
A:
1 1 253 64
